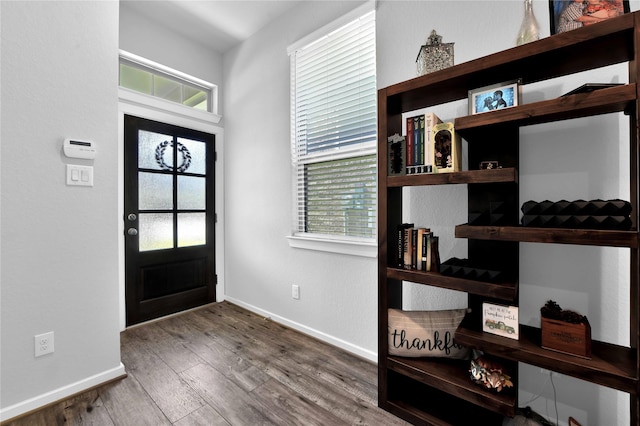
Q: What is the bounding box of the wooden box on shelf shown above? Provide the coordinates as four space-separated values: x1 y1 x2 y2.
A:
541 317 592 359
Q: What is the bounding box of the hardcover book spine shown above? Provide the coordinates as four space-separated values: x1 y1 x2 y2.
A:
416 228 429 271
397 223 413 268
430 236 440 273
425 232 433 271
418 115 425 166
411 228 418 270
405 117 414 171
403 226 414 270
413 116 420 167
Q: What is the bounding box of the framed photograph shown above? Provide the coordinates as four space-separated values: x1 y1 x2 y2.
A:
549 0 629 35
469 80 520 115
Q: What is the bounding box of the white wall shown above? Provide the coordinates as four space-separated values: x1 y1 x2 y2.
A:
224 1 639 425
0 1 124 421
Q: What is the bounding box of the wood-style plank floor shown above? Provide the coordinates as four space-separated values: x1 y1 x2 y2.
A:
6 301 409 426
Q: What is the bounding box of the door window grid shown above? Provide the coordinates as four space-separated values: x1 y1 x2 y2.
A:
137 130 207 251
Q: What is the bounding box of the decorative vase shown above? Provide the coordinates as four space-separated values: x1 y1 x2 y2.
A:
516 0 540 45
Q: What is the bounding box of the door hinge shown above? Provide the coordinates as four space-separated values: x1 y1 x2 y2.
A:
215 213 218 223
214 151 218 162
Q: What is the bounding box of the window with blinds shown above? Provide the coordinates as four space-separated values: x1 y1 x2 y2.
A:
289 8 376 242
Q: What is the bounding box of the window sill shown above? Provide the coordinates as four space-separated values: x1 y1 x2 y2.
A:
286 234 377 258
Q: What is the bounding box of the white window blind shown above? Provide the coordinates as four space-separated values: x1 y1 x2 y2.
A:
290 8 377 241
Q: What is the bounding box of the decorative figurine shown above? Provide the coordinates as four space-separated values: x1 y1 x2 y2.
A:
416 30 454 76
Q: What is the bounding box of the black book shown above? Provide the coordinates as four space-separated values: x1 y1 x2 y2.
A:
396 223 413 268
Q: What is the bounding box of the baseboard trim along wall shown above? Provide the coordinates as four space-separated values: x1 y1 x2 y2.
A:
224 297 377 363
0 363 127 423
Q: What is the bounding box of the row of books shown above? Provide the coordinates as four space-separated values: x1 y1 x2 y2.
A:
387 111 461 176
396 223 440 272
406 112 441 172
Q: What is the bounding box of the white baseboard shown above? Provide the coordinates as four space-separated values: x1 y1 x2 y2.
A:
224 296 377 363
0 363 127 422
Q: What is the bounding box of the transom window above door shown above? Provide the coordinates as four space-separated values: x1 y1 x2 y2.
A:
119 50 218 115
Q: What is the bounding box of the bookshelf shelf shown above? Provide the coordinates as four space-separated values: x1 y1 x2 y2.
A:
387 168 518 187
387 268 517 302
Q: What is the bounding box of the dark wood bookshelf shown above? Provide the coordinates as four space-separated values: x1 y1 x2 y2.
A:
455 224 638 248
387 168 518 187
455 323 637 394
387 356 517 417
387 267 517 302
378 11 640 425
455 83 636 132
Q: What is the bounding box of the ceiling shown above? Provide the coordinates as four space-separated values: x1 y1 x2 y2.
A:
121 0 304 54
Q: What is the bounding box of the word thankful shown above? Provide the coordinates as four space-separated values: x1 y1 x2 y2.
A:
391 329 464 355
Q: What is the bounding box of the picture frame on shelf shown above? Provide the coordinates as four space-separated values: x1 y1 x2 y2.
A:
482 302 519 340
549 0 629 35
468 80 520 115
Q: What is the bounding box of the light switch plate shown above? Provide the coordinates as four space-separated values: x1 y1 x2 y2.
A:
66 165 93 187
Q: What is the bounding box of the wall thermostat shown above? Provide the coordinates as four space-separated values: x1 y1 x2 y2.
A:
63 138 96 159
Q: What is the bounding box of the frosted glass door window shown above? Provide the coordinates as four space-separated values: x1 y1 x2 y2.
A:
139 213 174 251
134 130 209 251
178 137 206 174
178 213 206 247
139 172 173 210
138 130 173 170
178 176 206 209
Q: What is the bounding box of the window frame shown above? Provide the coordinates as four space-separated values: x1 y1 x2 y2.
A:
119 50 220 120
287 1 377 257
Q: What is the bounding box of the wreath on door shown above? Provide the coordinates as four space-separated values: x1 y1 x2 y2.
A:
155 140 192 172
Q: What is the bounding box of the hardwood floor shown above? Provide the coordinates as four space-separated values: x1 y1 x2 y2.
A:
6 302 409 426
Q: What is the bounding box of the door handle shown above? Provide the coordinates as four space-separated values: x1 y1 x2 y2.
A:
127 228 138 236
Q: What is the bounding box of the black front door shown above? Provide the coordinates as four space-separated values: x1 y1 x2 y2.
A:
124 115 216 326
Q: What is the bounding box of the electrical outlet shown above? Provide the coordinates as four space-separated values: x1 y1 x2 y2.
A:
35 332 54 357
292 284 300 300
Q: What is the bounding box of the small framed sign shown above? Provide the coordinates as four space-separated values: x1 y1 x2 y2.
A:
482 303 519 340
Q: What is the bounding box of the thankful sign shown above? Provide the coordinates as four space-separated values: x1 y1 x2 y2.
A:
387 308 470 359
